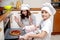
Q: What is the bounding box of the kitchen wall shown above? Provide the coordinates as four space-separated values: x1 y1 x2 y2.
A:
23 0 51 8
0 0 51 8
0 0 22 7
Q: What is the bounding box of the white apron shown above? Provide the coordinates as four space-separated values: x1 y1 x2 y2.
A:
22 17 30 26
10 11 21 28
0 21 4 40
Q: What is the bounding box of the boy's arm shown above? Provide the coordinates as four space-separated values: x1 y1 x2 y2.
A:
29 30 47 38
24 30 47 40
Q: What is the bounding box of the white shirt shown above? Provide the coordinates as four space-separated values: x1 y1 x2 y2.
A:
0 21 4 40
34 16 53 40
41 18 52 40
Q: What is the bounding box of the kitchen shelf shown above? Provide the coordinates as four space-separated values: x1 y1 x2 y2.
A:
52 1 60 3
51 0 60 8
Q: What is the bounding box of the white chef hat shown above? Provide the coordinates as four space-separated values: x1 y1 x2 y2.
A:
41 2 56 15
21 4 30 10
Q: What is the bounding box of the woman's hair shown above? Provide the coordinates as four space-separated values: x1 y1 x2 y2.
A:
20 10 31 19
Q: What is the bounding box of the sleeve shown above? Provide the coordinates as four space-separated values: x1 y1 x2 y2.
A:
41 21 53 34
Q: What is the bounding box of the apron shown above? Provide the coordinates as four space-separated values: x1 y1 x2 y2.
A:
20 17 32 40
0 21 4 40
22 17 30 26
22 17 30 33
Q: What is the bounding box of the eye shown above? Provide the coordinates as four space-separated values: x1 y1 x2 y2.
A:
45 11 48 14
41 10 48 14
41 11 44 14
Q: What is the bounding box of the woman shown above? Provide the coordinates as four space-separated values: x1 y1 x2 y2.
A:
0 10 11 40
14 4 35 32
15 4 36 40
22 3 56 40
20 4 32 26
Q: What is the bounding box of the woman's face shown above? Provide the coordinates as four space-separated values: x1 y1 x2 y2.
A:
41 10 50 20
22 10 27 16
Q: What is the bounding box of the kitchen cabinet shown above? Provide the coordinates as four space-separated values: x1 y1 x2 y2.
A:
0 7 3 17
52 0 60 8
52 0 60 2
52 9 60 35
0 7 3 11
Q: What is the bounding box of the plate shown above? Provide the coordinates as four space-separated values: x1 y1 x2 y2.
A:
9 30 20 36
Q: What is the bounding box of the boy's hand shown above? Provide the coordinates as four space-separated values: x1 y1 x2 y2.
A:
23 33 30 40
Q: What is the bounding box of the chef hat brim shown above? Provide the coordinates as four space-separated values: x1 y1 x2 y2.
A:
21 4 30 10
41 7 52 15
41 2 56 15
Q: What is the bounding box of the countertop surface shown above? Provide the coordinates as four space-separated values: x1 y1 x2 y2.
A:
0 7 60 11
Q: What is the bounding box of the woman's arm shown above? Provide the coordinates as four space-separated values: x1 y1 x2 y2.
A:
17 21 24 27
0 10 11 22
29 16 32 25
14 16 24 27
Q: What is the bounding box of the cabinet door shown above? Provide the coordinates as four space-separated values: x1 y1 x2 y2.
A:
53 10 60 33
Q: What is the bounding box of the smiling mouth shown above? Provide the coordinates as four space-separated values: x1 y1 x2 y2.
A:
42 15 46 17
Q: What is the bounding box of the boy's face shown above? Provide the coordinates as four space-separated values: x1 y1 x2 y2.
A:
41 10 50 20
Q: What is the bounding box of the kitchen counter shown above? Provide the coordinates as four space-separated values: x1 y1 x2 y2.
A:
0 7 41 11
0 7 60 11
